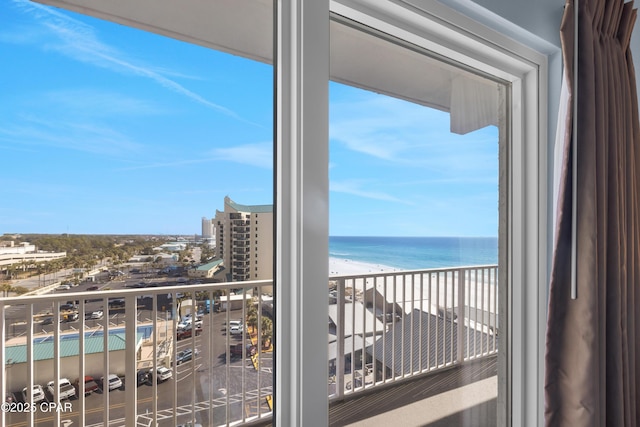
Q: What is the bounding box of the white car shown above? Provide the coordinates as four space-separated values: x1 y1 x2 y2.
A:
46 378 76 400
56 284 71 291
22 385 46 403
90 310 104 319
229 324 244 335
151 366 173 382
177 320 191 330
101 374 122 391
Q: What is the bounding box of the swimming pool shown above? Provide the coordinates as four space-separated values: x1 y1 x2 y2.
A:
33 325 154 344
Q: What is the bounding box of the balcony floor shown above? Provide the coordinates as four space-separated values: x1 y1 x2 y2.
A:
329 355 497 427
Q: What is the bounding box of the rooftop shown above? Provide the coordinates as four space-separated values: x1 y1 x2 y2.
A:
225 196 273 214
196 259 224 271
5 332 144 364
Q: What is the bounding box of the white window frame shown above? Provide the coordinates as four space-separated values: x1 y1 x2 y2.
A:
26 1 549 425
276 0 548 426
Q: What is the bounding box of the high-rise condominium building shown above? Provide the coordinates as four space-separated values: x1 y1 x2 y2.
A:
214 196 273 282
201 217 214 238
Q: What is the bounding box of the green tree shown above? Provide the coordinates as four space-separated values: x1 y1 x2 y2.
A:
261 317 273 349
0 281 13 297
246 300 259 333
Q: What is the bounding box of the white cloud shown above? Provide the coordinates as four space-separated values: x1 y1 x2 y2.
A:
7 0 248 122
117 142 274 171
330 180 412 204
0 115 143 156
208 142 273 169
330 89 499 183
36 89 168 117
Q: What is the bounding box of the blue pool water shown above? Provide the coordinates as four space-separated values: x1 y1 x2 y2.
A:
34 325 153 344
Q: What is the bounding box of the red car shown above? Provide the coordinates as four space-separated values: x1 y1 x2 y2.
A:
230 343 257 358
176 326 202 340
75 375 100 396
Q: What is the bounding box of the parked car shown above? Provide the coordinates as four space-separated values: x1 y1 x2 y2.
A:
229 324 244 335
56 284 71 291
60 303 75 311
108 299 125 309
46 378 76 400
41 317 54 325
61 313 78 322
148 366 173 383
177 320 190 329
136 370 150 386
87 285 99 291
75 376 100 396
101 374 122 391
175 348 199 365
230 343 257 358
177 325 202 340
22 384 46 403
90 310 104 320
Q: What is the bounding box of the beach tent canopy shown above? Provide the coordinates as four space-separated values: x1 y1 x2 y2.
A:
35 0 499 135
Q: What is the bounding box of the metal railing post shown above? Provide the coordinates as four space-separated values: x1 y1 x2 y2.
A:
336 278 345 398
456 268 465 363
125 294 137 426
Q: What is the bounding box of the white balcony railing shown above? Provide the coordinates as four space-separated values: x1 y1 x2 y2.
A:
328 265 498 400
1 265 497 426
1 280 274 427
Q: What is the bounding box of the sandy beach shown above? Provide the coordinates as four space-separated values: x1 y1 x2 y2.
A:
328 257 498 320
329 257 399 276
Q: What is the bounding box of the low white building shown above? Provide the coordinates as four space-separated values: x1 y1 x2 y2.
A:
188 259 224 279
0 242 66 269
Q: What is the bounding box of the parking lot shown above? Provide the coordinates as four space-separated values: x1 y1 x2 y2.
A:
3 269 273 426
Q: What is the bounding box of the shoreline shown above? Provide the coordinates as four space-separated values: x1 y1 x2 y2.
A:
329 257 399 276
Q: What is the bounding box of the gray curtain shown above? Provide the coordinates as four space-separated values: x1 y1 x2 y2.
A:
545 0 640 426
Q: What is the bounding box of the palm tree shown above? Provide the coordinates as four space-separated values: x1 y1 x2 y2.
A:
261 317 273 349
246 301 259 334
0 281 13 297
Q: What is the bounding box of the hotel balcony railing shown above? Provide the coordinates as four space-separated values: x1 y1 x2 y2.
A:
328 265 498 401
0 265 497 426
233 265 250 273
1 281 274 427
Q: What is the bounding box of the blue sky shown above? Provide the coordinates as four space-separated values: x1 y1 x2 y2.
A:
0 0 499 237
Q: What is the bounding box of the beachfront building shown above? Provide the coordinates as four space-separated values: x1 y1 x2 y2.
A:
214 196 273 284
201 217 214 239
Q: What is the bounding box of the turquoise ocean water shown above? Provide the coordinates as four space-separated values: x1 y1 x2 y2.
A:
329 236 498 270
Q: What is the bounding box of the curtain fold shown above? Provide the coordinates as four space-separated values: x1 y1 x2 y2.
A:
545 0 640 426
